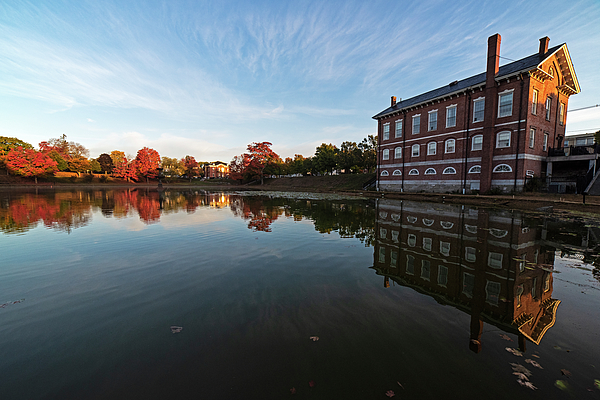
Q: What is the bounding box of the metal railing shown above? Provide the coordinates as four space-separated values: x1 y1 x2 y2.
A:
549 145 600 157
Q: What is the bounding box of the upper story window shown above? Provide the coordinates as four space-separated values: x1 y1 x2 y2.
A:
395 120 403 138
445 139 455 153
545 97 552 120
412 144 420 157
382 123 390 140
532 89 538 114
468 165 481 173
498 91 513 117
382 148 389 160
412 115 421 134
529 128 535 148
408 169 419 175
543 133 549 152
493 164 512 172
559 103 565 125
427 141 437 155
425 168 436 175
473 98 485 122
443 167 457 174
428 110 438 131
496 131 511 148
394 147 402 159
446 105 457 128
471 135 483 151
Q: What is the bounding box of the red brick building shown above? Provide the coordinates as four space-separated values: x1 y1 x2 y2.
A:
203 161 229 179
373 34 580 193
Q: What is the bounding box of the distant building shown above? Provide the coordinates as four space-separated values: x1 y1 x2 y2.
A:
373 34 581 193
203 161 229 179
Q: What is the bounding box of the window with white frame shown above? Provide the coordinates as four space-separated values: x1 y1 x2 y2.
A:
382 149 389 160
395 147 402 159
468 165 481 173
390 250 397 267
463 272 475 297
409 169 419 175
412 115 420 134
485 280 501 305
465 247 476 262
422 218 434 226
423 237 432 251
445 139 455 153
489 229 507 238
421 260 431 280
440 241 450 256
378 247 385 263
391 230 399 242
428 110 438 131
395 120 403 138
440 221 454 229
406 255 415 275
393 169 402 176
437 265 448 286
380 170 389 176
493 164 512 172
488 252 503 269
427 141 436 155
473 98 485 122
543 133 548 151
559 103 565 126
383 123 390 140
425 168 436 175
443 167 456 174
498 91 513 117
529 128 535 148
407 216 417 223
471 135 483 151
446 105 457 128
412 144 420 157
545 97 552 120
407 234 416 247
532 89 538 114
380 227 387 238
496 131 511 148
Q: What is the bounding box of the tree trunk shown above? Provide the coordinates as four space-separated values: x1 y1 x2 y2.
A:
34 176 38 184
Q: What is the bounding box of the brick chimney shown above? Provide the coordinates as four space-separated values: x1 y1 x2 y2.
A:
391 96 397 107
539 36 550 55
486 34 501 87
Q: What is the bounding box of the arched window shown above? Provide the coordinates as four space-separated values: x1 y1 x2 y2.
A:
468 165 481 173
407 216 417 223
496 131 511 148
493 164 512 173
445 138 455 153
422 218 434 226
440 221 454 229
443 167 456 174
425 168 436 175
381 170 389 176
392 169 402 176
489 228 508 238
465 224 478 234
409 169 419 175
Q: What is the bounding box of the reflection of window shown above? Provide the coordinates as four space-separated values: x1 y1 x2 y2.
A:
440 241 450 256
532 277 538 299
391 230 399 242
463 272 475 297
438 265 448 286
407 216 417 223
425 168 436 175
391 213 401 222
423 237 432 251
379 228 387 239
421 260 431 280
488 252 503 269
469 165 481 173
440 221 454 229
422 218 434 226
378 247 386 263
544 273 550 292
489 228 508 238
465 225 478 234
465 247 476 262
516 284 524 307
379 211 388 218
406 255 415 275
486 280 501 305
390 251 398 267
519 253 526 272
407 234 417 247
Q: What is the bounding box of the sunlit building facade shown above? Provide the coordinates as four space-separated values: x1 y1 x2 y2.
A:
203 161 229 179
373 34 580 193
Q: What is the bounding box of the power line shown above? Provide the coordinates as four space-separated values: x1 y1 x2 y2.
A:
567 104 599 112
566 128 599 133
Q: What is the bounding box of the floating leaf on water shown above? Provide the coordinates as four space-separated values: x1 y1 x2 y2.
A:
531 354 540 358
397 381 404 389
506 347 523 356
385 390 395 397
554 345 562 350
525 359 543 369
308 381 315 388
500 334 513 341
594 379 600 390
309 336 319 341
470 339 480 345
555 380 569 391
517 379 537 390
170 326 183 333
513 372 529 381
511 363 532 377
290 387 296 395
561 369 572 377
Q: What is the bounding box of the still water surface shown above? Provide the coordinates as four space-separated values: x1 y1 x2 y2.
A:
1 189 599 399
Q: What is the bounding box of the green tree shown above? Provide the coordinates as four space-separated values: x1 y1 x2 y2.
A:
358 135 377 173
161 157 184 177
594 130 600 145
97 153 114 173
48 150 68 171
313 143 338 175
337 141 361 173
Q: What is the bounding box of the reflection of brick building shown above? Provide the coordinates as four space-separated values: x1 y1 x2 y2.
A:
373 34 580 193
203 162 229 179
373 199 559 352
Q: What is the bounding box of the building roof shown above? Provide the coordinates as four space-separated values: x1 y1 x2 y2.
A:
373 43 580 120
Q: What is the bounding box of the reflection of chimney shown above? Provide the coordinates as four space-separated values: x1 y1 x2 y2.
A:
486 34 501 87
539 36 550 55
391 96 397 107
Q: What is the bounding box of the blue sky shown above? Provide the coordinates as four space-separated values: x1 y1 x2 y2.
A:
1 0 599 162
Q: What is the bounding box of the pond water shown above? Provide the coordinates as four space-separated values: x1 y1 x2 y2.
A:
1 188 599 399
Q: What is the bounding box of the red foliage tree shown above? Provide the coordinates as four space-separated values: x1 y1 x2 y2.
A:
134 147 161 183
112 157 137 182
182 155 199 182
5 147 58 183
229 142 281 184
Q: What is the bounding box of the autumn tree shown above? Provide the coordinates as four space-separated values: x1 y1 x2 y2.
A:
134 147 161 183
39 134 89 159
0 136 34 174
182 155 200 182
240 142 282 184
229 155 248 182
5 147 58 184
68 156 91 177
97 153 114 173
112 156 137 182
161 157 184 177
